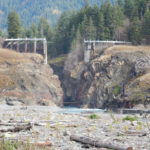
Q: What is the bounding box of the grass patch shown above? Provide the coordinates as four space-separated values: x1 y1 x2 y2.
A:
122 115 138 122
0 140 50 150
0 140 24 150
112 85 121 96
88 114 100 119
106 45 150 54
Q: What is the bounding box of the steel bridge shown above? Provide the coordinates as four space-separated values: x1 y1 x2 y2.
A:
84 40 132 62
4 38 48 64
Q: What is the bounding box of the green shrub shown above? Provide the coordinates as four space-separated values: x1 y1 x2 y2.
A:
122 115 138 122
112 85 121 96
88 114 99 119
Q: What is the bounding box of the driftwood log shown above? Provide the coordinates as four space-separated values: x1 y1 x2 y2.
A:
33 141 52 147
124 131 147 136
0 123 31 126
0 123 32 132
70 135 133 150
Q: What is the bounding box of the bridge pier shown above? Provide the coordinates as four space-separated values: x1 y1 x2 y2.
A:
10 42 13 49
43 39 47 64
25 42 28 53
16 41 19 52
34 39 37 53
84 42 96 63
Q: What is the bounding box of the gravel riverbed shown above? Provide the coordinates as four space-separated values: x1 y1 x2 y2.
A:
0 106 150 150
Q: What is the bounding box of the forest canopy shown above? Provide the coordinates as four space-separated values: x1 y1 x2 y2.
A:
0 0 105 29
2 0 150 57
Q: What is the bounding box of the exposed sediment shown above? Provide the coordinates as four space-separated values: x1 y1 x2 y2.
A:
0 106 149 150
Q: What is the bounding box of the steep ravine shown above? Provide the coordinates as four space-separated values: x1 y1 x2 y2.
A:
51 45 150 109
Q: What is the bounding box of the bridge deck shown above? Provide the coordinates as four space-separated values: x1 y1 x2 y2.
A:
5 38 46 41
84 40 131 44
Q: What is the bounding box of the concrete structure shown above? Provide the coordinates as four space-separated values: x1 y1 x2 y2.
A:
84 40 131 62
4 38 48 64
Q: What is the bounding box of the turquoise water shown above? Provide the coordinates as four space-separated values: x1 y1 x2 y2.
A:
58 108 106 114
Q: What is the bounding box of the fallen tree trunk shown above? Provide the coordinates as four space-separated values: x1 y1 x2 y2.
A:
0 123 31 126
0 123 32 132
124 131 147 136
70 135 133 150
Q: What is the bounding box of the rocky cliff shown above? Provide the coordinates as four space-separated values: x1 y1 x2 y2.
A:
63 45 150 109
0 48 63 106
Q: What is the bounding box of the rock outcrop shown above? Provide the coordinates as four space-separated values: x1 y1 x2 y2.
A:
63 45 150 108
0 48 63 106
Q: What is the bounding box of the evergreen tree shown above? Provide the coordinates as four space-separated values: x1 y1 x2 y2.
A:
25 28 32 38
80 15 89 39
142 10 150 41
135 0 149 19
101 0 114 38
114 5 124 26
7 11 21 38
112 5 124 40
30 24 39 38
129 17 142 44
38 18 52 40
20 27 27 38
80 15 96 40
124 0 135 19
87 17 96 40
117 0 124 8
96 12 105 40
104 27 111 40
71 28 82 51
52 12 73 56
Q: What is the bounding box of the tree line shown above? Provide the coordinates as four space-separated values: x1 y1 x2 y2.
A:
0 0 102 29
4 0 150 57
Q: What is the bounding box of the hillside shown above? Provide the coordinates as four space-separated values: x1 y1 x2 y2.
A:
0 0 115 29
0 48 63 106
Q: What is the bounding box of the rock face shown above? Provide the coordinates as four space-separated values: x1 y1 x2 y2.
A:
63 45 150 108
0 48 63 106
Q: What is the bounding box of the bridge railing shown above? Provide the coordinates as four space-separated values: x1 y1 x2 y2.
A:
5 38 46 41
84 40 131 44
